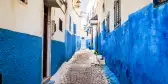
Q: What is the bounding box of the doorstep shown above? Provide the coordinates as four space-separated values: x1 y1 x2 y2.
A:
49 62 69 84
43 77 50 84
96 55 105 65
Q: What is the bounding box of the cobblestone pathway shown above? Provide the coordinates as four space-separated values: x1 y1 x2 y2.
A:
60 50 108 84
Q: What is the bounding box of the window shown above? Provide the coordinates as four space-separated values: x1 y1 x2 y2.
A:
102 3 105 12
59 19 63 32
114 0 121 29
89 27 92 34
103 20 107 38
153 0 168 7
106 12 110 33
73 24 76 34
51 20 56 35
20 0 28 4
103 20 105 29
54 24 56 32
69 16 72 31
52 23 56 35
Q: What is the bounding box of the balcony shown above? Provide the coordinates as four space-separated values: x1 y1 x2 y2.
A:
44 0 67 13
89 15 98 25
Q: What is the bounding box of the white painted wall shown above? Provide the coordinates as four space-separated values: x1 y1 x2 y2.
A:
93 25 97 38
49 0 81 42
51 7 65 42
65 0 81 36
104 0 114 32
94 0 152 32
121 0 152 24
71 10 81 36
0 0 44 37
93 0 106 32
84 0 153 42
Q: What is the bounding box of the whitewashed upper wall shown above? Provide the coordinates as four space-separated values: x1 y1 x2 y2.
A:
49 0 81 42
105 0 114 32
121 0 152 24
51 7 65 42
95 0 152 32
65 0 81 36
0 0 44 37
71 10 81 36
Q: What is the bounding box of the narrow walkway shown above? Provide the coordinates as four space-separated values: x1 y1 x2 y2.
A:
60 50 108 84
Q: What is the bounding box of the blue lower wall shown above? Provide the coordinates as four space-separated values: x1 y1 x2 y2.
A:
76 36 81 51
93 33 103 54
86 39 92 49
103 65 120 84
97 33 102 55
0 28 42 84
65 30 76 61
93 36 97 50
103 3 168 84
51 40 65 76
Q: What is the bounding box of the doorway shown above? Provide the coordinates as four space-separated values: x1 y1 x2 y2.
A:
43 4 48 79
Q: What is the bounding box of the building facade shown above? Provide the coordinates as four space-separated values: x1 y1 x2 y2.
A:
0 0 81 84
86 0 168 84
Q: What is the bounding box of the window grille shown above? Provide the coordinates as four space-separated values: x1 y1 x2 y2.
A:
106 12 110 33
59 19 63 32
114 0 121 29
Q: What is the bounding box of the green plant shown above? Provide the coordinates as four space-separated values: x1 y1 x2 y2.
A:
94 50 98 56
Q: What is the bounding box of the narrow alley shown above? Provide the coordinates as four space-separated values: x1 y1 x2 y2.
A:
60 50 108 84
0 0 168 84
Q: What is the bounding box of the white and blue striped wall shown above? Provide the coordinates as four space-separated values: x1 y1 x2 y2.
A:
96 0 152 32
0 0 82 84
50 7 66 76
95 0 168 84
0 0 43 83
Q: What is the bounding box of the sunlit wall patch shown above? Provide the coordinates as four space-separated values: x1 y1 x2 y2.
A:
153 0 168 7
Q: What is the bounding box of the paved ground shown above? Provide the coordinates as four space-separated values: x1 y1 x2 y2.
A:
60 50 108 84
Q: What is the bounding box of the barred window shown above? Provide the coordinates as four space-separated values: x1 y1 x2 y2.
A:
106 12 110 33
114 0 121 29
69 16 72 31
59 19 63 32
51 20 56 35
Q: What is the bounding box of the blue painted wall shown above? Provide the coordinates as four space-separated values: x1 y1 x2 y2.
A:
92 33 103 55
86 39 92 49
102 3 168 84
76 36 81 51
97 33 102 55
51 40 65 76
93 36 97 50
99 22 109 56
0 28 42 84
93 33 103 54
65 30 76 61
103 65 120 84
